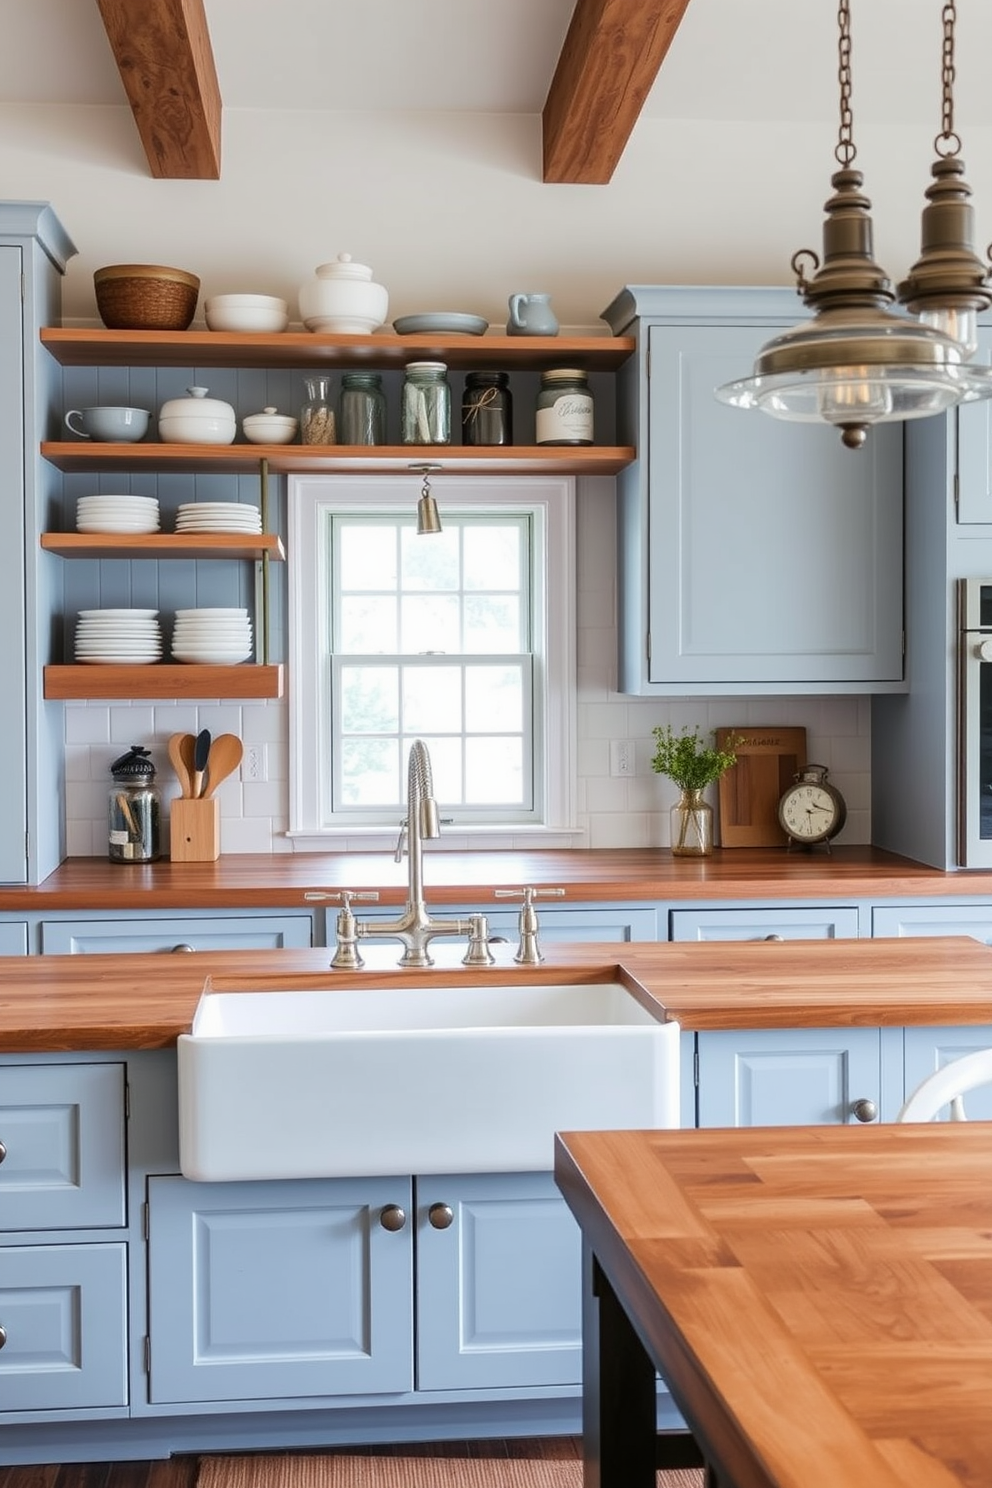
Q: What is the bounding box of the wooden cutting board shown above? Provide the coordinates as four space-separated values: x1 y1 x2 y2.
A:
716 726 807 847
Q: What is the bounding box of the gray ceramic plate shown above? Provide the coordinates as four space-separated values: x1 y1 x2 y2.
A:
393 312 489 336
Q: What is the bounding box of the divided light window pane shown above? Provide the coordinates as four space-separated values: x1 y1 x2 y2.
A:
331 514 532 817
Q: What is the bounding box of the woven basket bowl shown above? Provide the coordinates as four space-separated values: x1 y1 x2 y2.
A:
94 263 200 330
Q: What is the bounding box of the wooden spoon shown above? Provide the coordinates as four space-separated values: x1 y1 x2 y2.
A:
200 733 244 797
168 732 194 797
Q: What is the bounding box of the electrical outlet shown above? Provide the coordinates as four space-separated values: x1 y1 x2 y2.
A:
610 740 635 777
242 744 267 782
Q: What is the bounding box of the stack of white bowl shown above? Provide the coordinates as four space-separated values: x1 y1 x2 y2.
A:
76 494 160 534
171 607 253 664
74 609 163 664
175 502 262 534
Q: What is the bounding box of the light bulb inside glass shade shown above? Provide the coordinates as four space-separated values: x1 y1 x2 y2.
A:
815 367 894 424
916 304 980 359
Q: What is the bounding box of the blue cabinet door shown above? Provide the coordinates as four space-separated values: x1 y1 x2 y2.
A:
415 1172 582 1391
671 907 859 941
146 1175 414 1403
40 913 313 954
697 1028 882 1127
872 904 992 942
0 1242 127 1413
903 1026 992 1121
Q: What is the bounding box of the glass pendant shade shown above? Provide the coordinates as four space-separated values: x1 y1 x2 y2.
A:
898 155 990 359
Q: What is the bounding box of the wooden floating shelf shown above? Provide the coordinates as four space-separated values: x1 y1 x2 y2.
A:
37 442 635 477
41 532 286 562
40 327 636 372
44 664 284 701
41 442 635 477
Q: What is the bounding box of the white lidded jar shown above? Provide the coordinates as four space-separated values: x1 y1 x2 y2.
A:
298 253 389 335
158 386 237 445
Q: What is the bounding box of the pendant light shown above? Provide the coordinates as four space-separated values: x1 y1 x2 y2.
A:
897 0 991 358
716 0 992 450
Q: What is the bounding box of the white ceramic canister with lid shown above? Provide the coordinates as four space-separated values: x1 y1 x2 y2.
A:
298 253 389 334
158 386 237 445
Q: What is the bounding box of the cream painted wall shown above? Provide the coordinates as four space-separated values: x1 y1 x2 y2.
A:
5 100 913 850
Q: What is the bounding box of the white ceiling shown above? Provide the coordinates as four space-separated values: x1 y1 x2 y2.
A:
5 0 992 134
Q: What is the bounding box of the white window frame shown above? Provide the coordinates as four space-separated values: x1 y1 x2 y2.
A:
286 473 578 846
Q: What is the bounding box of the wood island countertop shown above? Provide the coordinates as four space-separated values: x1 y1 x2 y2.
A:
3 846 992 911
3 934 991 1053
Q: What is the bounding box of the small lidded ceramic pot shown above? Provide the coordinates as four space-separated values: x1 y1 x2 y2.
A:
298 253 389 334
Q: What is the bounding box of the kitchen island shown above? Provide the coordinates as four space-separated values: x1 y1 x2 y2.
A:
2 934 991 1466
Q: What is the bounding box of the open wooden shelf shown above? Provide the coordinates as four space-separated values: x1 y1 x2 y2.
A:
40 326 636 372
41 532 286 562
44 664 284 701
41 441 635 477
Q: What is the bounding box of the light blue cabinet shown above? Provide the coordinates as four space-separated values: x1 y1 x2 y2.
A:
416 1171 581 1391
903 1026 992 1121
670 906 859 941
872 903 992 942
40 912 314 955
696 1027 883 1127
146 1174 415 1403
602 286 904 697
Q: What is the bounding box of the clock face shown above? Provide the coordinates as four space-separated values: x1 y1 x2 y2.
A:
779 783 841 842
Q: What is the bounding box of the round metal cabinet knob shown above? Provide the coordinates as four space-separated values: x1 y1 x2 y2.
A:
0 1140 6 1165
0 1325 6 1350
170 943 196 953
852 1098 878 1123
428 1202 454 1230
763 934 785 942
379 1204 407 1232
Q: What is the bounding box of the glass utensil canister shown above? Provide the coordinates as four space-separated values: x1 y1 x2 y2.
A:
108 745 161 863
401 361 451 445
339 371 387 445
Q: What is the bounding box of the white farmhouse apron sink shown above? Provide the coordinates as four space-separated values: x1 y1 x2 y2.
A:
177 979 680 1180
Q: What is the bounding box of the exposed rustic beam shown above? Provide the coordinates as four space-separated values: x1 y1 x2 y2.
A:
95 0 222 179
543 0 691 184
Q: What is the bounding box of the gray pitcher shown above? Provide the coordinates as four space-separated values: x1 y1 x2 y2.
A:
506 293 559 336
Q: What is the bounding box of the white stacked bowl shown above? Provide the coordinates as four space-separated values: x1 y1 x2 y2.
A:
171 607 253 664
75 608 162 664
204 294 289 333
76 494 160 534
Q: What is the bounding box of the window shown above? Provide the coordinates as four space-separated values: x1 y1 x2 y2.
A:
287 475 576 844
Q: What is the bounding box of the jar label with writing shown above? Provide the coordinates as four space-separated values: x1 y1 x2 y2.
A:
536 393 594 444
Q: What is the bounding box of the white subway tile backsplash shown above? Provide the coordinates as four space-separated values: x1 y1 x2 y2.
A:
62 486 873 854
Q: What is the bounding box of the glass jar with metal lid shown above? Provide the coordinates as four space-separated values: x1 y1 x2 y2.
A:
535 367 594 446
338 371 386 445
401 361 451 445
108 744 161 863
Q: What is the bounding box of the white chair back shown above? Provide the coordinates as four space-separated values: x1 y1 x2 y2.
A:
896 1047 992 1122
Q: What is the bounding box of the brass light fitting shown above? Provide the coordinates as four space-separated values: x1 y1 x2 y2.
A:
716 0 992 450
411 463 442 535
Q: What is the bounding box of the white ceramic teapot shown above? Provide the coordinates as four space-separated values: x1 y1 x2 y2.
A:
298 253 389 335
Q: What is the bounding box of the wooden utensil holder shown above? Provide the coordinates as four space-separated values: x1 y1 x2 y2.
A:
170 798 220 862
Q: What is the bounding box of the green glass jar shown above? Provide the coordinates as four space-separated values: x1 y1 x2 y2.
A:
401 361 451 445
339 371 386 445
535 368 594 446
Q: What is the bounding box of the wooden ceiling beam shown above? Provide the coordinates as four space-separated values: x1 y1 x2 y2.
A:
543 0 691 184
95 0 221 179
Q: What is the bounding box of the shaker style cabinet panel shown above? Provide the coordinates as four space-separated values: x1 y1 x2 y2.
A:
696 1028 882 1127
146 1175 414 1404
0 1242 128 1413
954 327 992 524
0 1062 126 1232
604 287 905 696
903 1025 992 1121
40 913 314 955
670 906 859 942
872 904 992 942
415 1172 582 1392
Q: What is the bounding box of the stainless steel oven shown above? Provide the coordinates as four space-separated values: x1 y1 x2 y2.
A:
959 578 992 865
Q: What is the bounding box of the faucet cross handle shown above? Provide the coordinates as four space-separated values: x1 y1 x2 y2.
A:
493 886 565 966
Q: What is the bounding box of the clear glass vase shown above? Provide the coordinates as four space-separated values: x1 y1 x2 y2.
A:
670 787 713 856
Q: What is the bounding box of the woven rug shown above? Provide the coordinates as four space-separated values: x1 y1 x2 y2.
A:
196 1440 703 1488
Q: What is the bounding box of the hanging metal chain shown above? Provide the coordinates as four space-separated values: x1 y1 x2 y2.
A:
936 0 961 157
834 0 856 167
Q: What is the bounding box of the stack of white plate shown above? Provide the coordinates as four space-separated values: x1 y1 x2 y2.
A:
76 494 160 534
174 503 262 534
74 609 163 664
171 607 253 664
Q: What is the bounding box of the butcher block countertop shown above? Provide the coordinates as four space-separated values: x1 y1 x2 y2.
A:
3 845 992 911
3 935 991 1053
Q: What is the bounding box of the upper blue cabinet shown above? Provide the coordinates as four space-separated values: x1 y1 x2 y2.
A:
603 286 905 696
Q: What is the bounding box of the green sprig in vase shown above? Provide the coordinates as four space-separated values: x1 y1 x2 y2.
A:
650 726 743 857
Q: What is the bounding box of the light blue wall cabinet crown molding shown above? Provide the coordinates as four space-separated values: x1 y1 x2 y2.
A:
602 284 905 697
0 200 76 884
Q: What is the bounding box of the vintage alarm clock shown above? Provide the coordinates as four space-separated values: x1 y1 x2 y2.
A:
778 763 847 849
